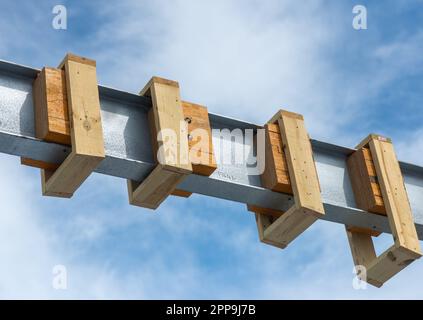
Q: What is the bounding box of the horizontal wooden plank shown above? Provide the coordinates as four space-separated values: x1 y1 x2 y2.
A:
128 165 188 209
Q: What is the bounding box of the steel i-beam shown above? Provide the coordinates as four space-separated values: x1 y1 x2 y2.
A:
0 59 422 238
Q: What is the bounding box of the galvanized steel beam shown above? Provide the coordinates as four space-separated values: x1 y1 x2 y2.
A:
0 59 422 237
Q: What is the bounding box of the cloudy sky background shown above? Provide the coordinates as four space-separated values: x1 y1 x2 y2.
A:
0 0 422 298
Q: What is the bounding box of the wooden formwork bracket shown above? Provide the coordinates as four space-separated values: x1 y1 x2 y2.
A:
22 68 216 206
126 77 191 209
127 78 216 209
248 110 325 249
22 53 105 198
346 134 422 287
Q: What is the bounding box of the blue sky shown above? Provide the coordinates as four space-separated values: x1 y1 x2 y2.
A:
0 0 423 299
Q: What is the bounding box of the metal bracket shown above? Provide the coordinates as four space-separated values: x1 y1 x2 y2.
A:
248 110 325 248
25 53 105 198
346 135 422 287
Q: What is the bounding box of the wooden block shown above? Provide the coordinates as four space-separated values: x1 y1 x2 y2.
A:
172 101 217 197
140 77 192 173
355 133 392 150
127 77 193 209
183 101 217 176
263 205 319 248
346 227 377 268
171 189 192 198
366 245 421 287
346 135 422 287
21 157 60 171
347 229 421 288
346 225 381 237
58 53 96 69
260 123 292 194
255 213 286 249
32 67 70 145
369 136 420 254
41 54 105 198
252 110 324 249
347 147 386 215
127 165 187 209
42 152 104 198
277 112 324 215
247 204 284 219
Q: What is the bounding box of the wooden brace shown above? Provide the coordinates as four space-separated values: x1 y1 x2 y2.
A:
22 53 105 198
346 135 422 287
127 77 216 209
248 110 325 248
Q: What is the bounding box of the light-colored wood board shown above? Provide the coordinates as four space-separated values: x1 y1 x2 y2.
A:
366 245 421 288
268 109 304 124
369 138 421 255
42 152 103 198
346 227 377 269
40 55 105 197
347 148 386 215
33 67 70 145
263 206 318 248
128 165 188 209
260 123 292 194
346 225 381 237
63 59 105 157
58 53 96 69
355 134 392 150
255 213 286 249
277 112 324 216
139 77 192 174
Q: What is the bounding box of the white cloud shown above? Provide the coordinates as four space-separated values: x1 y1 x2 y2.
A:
396 129 423 166
1 152 423 299
0 0 423 299
91 0 352 141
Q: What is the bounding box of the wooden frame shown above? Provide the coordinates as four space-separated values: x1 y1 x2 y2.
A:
346 135 422 287
249 110 325 248
25 53 105 198
127 77 193 209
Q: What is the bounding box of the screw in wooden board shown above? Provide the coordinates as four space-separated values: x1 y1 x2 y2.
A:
83 120 91 131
